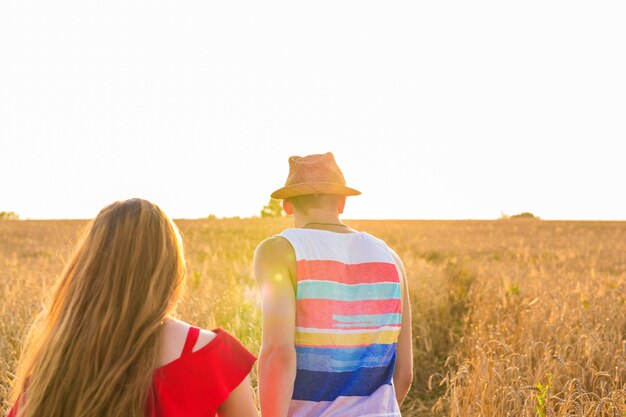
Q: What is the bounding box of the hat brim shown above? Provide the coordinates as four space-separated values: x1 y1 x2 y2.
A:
271 182 361 200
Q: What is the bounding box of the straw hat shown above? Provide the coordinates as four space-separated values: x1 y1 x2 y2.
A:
271 152 361 199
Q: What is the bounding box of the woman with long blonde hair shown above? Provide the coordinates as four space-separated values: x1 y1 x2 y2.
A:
8 198 257 417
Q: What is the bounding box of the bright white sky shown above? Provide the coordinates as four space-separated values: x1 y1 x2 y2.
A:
1 1 625 220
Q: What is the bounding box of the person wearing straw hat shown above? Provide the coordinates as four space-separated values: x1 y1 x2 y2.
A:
254 152 413 417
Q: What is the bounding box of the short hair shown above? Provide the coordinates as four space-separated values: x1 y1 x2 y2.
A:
287 194 343 215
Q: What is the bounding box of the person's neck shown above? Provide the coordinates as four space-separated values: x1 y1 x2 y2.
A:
293 212 343 229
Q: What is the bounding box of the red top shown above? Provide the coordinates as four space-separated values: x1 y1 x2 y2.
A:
8 327 256 417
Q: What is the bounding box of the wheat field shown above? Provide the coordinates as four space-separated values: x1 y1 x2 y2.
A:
1 218 625 416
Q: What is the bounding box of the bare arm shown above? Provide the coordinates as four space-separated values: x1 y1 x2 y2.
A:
254 237 297 417
217 375 259 417
391 250 413 405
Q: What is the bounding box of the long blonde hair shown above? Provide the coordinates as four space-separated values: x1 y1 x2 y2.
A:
10 199 186 417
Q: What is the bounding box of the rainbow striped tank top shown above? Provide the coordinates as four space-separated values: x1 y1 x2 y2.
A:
279 228 402 417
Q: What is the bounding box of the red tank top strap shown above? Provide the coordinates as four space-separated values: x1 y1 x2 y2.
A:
181 326 200 356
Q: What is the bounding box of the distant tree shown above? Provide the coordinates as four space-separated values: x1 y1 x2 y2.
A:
510 212 539 220
261 199 286 218
0 211 19 220
206 214 218 220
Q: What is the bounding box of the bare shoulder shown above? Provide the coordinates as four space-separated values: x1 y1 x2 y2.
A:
254 236 297 292
195 327 217 351
388 248 406 271
387 247 407 285
159 318 217 366
254 236 295 268
389 248 405 275
255 236 294 258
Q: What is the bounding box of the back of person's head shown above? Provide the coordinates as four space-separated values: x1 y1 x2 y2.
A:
285 194 345 215
10 198 185 417
271 153 360 218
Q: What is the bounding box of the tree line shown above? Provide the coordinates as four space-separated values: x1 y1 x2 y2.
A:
0 211 19 220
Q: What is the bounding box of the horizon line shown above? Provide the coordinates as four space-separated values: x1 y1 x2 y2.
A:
4 216 626 222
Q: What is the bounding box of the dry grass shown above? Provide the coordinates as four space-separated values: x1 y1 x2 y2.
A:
1 219 625 416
